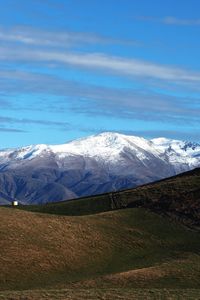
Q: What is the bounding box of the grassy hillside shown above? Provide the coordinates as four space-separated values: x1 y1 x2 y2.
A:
18 192 112 215
1 206 200 293
1 168 200 298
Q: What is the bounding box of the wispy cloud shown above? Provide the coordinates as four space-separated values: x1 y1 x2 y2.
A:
137 16 200 26
0 127 26 133
0 26 139 48
0 68 199 126
0 115 70 130
0 47 200 88
0 23 199 132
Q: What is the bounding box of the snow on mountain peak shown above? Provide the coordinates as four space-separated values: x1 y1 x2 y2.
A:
17 144 50 160
50 132 129 159
50 131 156 160
151 137 200 155
151 137 173 145
0 144 50 164
0 132 200 171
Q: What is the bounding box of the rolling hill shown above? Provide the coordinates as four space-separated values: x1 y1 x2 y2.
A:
1 207 200 298
1 168 200 299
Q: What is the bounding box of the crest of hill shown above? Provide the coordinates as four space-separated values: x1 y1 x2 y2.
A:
19 167 200 229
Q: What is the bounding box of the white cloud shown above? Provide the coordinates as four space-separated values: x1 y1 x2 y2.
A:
0 47 200 85
0 68 199 125
0 26 139 48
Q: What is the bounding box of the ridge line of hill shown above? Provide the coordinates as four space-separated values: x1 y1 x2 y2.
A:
17 168 200 229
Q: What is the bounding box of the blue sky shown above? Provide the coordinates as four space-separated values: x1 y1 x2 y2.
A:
0 0 200 148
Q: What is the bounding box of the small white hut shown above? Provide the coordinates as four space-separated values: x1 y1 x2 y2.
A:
12 201 19 206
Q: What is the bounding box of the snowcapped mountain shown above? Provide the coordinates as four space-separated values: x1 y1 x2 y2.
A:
0 132 200 204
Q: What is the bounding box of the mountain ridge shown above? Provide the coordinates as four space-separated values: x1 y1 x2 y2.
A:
1 132 200 163
0 132 200 204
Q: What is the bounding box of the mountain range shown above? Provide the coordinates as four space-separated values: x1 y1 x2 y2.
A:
0 132 200 205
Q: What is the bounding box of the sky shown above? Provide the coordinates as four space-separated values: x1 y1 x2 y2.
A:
0 0 200 148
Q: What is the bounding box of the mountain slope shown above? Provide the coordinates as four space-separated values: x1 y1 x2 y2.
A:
0 132 200 204
0 189 16 205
